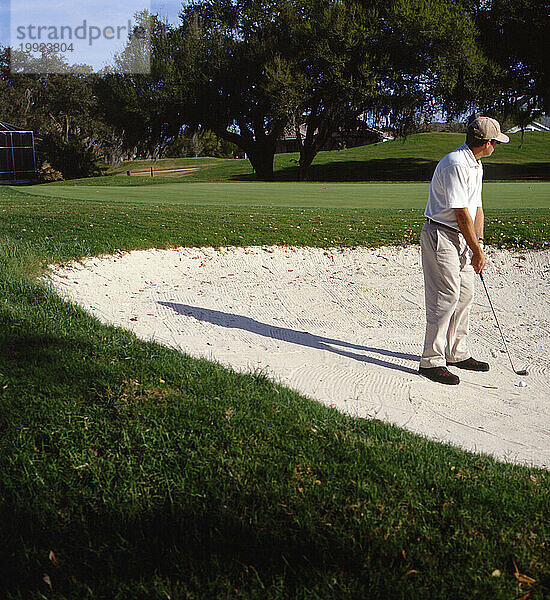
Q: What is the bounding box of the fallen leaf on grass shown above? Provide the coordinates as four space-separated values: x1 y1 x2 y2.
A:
514 593 531 600
513 560 536 585
42 573 52 588
48 550 58 566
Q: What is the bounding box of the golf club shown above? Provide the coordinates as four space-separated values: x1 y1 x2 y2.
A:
479 272 528 376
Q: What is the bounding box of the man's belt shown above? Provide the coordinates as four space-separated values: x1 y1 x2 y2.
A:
426 218 459 233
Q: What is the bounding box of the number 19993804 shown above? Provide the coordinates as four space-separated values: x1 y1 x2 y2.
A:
18 43 74 53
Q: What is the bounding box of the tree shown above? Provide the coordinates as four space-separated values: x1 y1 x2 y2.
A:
171 0 489 180
95 14 185 159
169 1 297 179
279 1 380 180
0 47 116 178
364 0 490 131
472 0 549 124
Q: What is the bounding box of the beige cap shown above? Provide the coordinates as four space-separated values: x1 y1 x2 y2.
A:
469 116 509 143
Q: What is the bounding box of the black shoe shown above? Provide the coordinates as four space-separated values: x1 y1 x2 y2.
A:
447 357 489 372
418 366 460 385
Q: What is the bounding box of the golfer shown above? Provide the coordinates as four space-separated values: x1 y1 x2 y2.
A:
419 116 509 385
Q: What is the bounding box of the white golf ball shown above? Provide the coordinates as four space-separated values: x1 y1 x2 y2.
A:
518 381 527 388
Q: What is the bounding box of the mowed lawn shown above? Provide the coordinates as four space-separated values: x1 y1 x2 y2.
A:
18 180 550 209
1 172 549 599
13 181 550 257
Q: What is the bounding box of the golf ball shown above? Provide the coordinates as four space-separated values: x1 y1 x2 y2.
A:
518 381 527 388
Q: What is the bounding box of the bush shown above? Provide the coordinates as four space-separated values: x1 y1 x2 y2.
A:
37 135 104 180
36 161 64 182
164 131 241 159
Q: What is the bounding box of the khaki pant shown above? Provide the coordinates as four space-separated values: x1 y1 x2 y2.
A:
420 221 475 368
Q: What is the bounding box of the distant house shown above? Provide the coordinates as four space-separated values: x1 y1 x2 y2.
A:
506 116 550 133
0 121 37 183
276 122 393 154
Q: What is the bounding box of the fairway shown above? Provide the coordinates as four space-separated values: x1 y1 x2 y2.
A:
20 181 550 210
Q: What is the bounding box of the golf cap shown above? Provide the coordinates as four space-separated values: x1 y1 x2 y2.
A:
469 116 509 143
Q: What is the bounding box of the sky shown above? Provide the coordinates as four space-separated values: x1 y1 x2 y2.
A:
0 0 186 70
151 0 186 24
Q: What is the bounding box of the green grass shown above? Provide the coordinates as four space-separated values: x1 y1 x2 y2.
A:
106 156 227 176
0 181 549 599
19 180 550 210
83 131 550 184
13 181 550 254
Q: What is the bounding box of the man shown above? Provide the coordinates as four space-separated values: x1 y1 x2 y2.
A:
419 116 509 385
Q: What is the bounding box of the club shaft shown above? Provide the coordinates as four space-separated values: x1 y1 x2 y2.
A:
479 272 518 374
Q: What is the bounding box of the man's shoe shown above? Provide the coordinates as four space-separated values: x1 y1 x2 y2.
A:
418 366 460 385
447 357 489 372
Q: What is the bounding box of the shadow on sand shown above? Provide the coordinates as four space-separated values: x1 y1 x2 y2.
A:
159 302 420 376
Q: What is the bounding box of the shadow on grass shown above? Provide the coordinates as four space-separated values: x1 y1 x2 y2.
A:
158 302 420 376
230 158 550 182
0 331 117 396
0 320 411 597
0 484 404 598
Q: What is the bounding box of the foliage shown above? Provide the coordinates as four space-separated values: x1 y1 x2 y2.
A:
167 0 493 180
472 0 549 123
36 162 64 183
0 48 119 176
377 0 490 127
95 14 186 160
37 134 103 180
164 130 241 158
1 1 547 181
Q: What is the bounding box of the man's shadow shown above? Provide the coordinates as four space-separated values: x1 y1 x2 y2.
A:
158 302 419 376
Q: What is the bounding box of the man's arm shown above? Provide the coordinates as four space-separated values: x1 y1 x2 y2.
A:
474 206 484 240
454 208 486 273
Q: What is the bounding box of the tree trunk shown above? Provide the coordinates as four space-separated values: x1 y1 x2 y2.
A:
246 143 275 181
299 151 315 181
216 129 276 181
298 119 332 182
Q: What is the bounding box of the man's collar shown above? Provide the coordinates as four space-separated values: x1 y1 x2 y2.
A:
460 142 481 167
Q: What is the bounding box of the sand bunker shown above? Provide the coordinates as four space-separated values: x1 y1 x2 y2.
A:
45 245 550 469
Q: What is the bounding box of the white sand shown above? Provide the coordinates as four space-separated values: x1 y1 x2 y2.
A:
44 245 550 469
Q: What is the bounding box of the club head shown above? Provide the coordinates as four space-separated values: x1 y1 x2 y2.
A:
515 370 529 376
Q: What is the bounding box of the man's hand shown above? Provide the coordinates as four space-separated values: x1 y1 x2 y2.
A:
471 249 486 274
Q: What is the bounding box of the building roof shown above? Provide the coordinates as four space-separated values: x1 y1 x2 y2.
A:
506 117 550 133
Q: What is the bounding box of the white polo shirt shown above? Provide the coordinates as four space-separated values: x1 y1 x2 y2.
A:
424 143 483 230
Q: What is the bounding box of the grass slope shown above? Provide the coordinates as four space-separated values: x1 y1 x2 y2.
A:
0 183 549 599
90 132 550 184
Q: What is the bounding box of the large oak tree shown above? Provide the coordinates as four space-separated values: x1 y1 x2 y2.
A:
170 0 489 180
